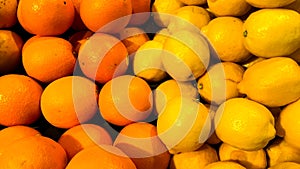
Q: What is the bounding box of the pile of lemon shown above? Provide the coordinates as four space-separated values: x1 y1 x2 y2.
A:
152 0 300 168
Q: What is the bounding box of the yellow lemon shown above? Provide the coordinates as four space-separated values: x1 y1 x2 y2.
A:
243 9 300 58
215 98 276 151
207 0 252 16
162 30 210 81
153 28 171 44
277 98 300 150
203 161 246 169
198 62 244 105
178 0 207 5
266 139 300 167
157 96 211 154
202 17 251 62
269 162 300 169
133 40 167 82
167 6 210 33
219 143 267 169
245 0 296 8
154 79 199 114
169 144 219 169
237 57 300 107
152 0 184 27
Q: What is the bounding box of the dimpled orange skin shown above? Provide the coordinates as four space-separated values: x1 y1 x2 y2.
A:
0 74 43 126
17 0 75 36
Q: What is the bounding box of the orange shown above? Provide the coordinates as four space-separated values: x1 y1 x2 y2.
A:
99 75 153 126
80 0 132 33
129 0 151 26
70 0 87 30
0 74 42 126
0 0 17 28
0 135 67 169
0 125 40 152
78 33 129 84
17 0 75 36
58 124 113 160
66 144 137 169
119 27 150 55
22 36 76 83
41 76 98 129
114 122 170 169
0 30 23 74
68 30 93 56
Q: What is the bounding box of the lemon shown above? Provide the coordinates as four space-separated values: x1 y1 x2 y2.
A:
241 56 265 68
269 162 300 169
202 17 251 62
219 143 267 169
154 79 199 114
167 6 210 33
215 98 276 151
237 57 300 107
243 9 300 58
277 98 300 150
152 0 184 27
169 144 218 169
153 28 171 44
266 139 300 167
162 30 210 81
157 96 211 154
198 62 244 105
245 0 296 8
207 0 252 16
203 161 246 169
178 0 207 5
133 40 167 82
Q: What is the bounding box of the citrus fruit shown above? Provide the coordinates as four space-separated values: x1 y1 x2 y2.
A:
22 36 76 83
243 9 300 57
154 79 199 115
152 0 184 27
169 144 219 169
0 74 42 126
129 0 151 25
17 0 75 35
133 40 167 82
0 30 23 74
153 28 171 44
245 0 296 8
0 125 40 152
277 98 300 150
207 0 252 16
266 139 300 167
78 33 129 84
178 0 207 5
215 98 276 151
237 57 300 107
269 162 300 169
66 144 137 169
80 0 132 33
202 16 251 62
0 0 17 28
98 75 153 126
162 30 210 81
41 76 98 128
157 96 211 154
114 122 170 169
68 30 93 56
167 6 210 33
58 124 113 160
203 161 246 169
0 135 67 169
219 142 267 169
198 62 244 105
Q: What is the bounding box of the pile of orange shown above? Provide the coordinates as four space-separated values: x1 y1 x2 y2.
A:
0 0 300 168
